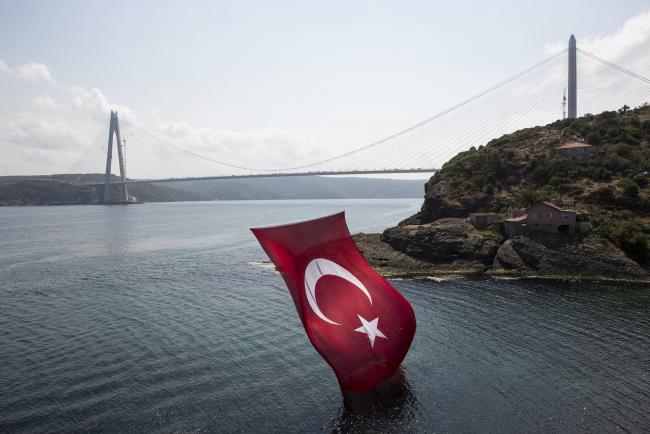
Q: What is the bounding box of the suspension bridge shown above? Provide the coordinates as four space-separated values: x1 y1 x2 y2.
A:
65 35 650 204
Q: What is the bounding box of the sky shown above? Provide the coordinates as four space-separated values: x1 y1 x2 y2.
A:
1 0 650 178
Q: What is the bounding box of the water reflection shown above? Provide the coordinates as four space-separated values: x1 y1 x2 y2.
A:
330 368 418 433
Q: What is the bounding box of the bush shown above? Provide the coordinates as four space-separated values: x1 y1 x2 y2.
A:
586 132 602 146
611 221 648 262
529 155 573 185
557 184 584 195
585 186 615 205
633 173 648 188
620 178 640 198
517 190 547 207
641 120 650 134
589 167 613 181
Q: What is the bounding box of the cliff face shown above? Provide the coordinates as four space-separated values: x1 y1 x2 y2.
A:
492 233 647 279
384 218 650 279
383 218 502 264
358 225 648 280
419 128 564 223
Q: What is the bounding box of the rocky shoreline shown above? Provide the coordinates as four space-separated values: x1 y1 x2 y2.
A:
353 218 650 282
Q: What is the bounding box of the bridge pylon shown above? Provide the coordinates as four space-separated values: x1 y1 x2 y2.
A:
103 111 129 204
568 34 577 119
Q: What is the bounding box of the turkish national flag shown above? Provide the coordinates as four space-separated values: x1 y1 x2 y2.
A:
251 212 416 392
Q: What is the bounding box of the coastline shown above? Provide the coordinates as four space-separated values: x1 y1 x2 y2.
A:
352 233 650 284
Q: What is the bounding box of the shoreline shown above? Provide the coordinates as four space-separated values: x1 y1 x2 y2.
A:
352 233 650 285
376 268 650 285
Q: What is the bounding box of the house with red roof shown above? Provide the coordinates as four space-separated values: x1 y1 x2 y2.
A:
554 142 594 164
504 202 577 237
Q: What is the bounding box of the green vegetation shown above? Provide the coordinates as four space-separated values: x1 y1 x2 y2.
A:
0 178 206 206
590 215 649 264
0 175 427 206
425 103 650 266
0 181 98 206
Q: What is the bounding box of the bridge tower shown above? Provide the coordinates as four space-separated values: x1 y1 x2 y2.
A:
103 111 129 203
568 34 577 119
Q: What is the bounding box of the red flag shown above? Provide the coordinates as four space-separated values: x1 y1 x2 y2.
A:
251 212 416 392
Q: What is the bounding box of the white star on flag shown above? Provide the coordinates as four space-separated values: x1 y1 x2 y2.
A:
355 315 387 348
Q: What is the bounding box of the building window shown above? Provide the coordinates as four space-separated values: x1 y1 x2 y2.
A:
563 214 569 221
545 212 552 218
533 212 541 219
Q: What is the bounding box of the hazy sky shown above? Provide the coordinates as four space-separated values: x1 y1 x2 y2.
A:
1 1 650 178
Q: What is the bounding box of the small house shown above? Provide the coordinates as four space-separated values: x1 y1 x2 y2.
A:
554 142 594 164
507 208 526 218
504 202 577 237
469 213 498 229
504 214 528 237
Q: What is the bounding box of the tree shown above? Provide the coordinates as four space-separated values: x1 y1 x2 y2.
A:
611 221 648 262
586 132 602 146
620 178 640 198
633 173 648 188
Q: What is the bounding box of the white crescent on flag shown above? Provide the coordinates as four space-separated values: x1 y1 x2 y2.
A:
303 258 372 325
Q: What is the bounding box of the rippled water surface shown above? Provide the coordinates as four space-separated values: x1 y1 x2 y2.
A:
1 199 650 433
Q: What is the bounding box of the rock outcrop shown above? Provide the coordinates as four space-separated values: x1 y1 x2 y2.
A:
354 220 648 281
353 233 486 276
492 234 648 279
382 218 503 265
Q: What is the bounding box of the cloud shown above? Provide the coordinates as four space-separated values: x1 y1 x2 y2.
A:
32 95 58 110
533 10 650 117
15 62 53 82
71 86 136 124
2 112 83 150
545 10 650 76
0 59 54 82
579 10 650 69
4 10 650 177
146 119 325 174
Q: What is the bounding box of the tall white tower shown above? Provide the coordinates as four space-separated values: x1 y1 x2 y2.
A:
103 111 129 203
568 34 577 119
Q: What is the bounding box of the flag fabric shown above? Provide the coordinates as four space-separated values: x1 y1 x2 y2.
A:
251 212 416 392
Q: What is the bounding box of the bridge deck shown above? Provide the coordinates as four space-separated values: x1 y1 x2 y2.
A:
84 168 439 185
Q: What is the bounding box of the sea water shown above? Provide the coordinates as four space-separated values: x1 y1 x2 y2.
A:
1 199 649 433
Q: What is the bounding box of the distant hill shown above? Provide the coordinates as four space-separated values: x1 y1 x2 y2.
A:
0 179 206 206
0 180 99 206
0 174 427 206
163 176 427 200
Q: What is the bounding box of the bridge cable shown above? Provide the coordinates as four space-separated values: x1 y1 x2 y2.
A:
578 54 650 110
259 48 570 172
377 63 565 171
577 48 650 85
580 52 650 96
122 49 568 175
68 124 109 174
121 121 264 172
